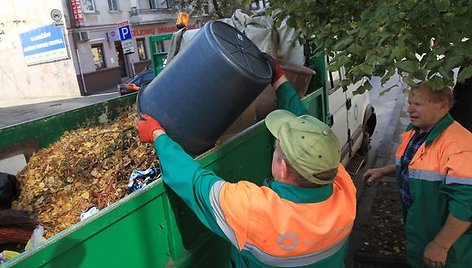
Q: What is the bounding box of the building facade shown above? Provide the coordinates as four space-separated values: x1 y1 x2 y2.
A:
0 0 80 103
0 0 207 104
68 0 206 95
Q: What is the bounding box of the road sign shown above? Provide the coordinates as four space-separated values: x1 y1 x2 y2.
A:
50 9 62 22
117 21 134 54
117 21 128 27
119 25 132 41
107 29 120 42
121 39 135 54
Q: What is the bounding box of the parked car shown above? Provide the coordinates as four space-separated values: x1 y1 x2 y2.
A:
117 69 155 95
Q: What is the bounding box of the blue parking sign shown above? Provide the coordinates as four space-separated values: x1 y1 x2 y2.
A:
119 25 132 41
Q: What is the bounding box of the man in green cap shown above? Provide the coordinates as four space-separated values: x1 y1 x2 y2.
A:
138 58 357 267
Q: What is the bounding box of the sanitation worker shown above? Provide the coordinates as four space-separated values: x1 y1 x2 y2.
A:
138 57 356 267
364 83 472 267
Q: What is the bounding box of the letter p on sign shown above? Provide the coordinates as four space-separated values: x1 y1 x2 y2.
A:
119 25 132 41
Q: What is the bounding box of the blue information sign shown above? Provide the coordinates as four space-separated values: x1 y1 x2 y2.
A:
19 24 68 65
119 25 132 41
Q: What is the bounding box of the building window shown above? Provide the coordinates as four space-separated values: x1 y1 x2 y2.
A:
149 0 170 9
154 41 165 52
108 0 119 11
136 38 147 60
91 44 106 69
81 0 96 13
149 0 157 9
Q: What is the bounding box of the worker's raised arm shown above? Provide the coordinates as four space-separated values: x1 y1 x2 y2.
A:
262 53 308 116
137 114 229 241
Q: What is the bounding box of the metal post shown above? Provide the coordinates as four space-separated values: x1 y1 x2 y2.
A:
131 58 136 76
125 53 130 77
76 48 87 94
125 53 134 77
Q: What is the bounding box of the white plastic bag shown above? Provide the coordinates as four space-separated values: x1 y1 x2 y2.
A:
80 206 99 221
25 225 46 250
167 9 304 66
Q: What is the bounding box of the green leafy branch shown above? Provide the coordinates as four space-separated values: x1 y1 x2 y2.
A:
269 0 472 90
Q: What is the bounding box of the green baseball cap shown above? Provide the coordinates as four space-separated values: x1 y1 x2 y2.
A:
265 110 340 185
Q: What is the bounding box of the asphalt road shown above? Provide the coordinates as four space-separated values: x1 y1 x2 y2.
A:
0 91 120 128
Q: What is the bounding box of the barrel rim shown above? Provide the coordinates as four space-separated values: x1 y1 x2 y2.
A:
205 20 272 83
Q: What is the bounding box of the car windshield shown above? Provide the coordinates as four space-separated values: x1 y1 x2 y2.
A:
125 70 154 86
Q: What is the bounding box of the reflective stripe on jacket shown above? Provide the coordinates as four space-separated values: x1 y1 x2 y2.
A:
395 114 472 267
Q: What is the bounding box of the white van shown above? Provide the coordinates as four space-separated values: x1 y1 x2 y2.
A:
325 56 376 173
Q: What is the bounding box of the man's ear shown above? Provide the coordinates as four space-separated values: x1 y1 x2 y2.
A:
438 99 450 112
280 158 289 179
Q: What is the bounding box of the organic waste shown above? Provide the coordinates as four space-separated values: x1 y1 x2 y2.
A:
12 107 158 237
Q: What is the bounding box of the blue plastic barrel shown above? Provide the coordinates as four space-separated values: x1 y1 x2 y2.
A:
137 21 271 155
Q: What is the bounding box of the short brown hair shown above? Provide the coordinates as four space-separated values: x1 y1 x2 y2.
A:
416 83 454 109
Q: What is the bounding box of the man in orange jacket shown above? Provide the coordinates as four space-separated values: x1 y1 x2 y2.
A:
138 58 357 267
364 83 472 267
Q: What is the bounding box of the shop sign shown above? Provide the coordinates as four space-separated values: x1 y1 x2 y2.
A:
131 24 198 37
70 0 84 27
132 28 157 37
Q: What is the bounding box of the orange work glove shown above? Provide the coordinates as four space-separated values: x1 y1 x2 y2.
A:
261 52 284 85
137 114 165 143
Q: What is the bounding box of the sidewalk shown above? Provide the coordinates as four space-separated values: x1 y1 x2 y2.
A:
0 85 118 108
348 94 410 267
0 87 121 128
0 70 138 108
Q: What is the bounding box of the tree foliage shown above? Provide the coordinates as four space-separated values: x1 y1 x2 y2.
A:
269 0 472 90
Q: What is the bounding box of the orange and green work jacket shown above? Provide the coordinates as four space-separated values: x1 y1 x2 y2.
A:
395 114 472 267
154 82 357 267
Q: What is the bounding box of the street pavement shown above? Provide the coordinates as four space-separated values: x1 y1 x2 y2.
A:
0 88 120 128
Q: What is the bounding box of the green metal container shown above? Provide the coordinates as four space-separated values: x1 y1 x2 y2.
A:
0 40 334 267
0 85 326 267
